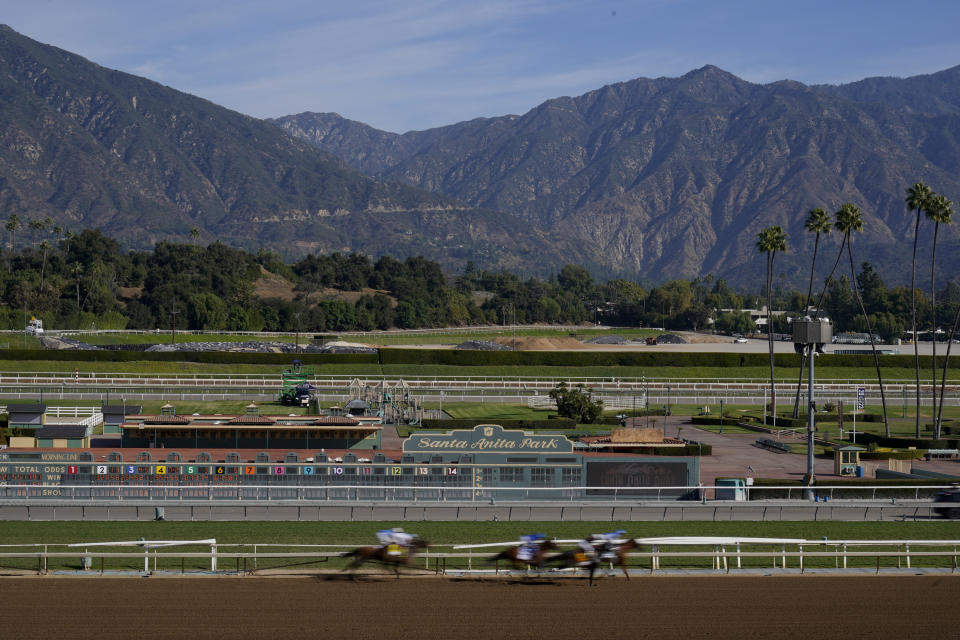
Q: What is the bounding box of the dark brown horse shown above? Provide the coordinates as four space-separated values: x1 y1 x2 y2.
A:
488 539 558 572
341 538 429 578
548 539 638 585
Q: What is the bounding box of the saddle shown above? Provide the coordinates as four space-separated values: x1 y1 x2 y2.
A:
386 544 403 556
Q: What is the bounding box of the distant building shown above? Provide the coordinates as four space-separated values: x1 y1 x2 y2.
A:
101 404 142 435
5 403 46 430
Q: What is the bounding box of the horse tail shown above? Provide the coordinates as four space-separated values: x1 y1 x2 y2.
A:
341 549 358 559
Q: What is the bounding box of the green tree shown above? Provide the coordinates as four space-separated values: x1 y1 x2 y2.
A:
557 264 594 300
713 311 754 335
548 382 604 424
756 226 787 423
836 203 889 436
188 292 228 330
906 182 933 436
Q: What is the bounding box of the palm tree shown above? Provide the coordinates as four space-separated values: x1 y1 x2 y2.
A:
71 262 83 328
5 214 21 250
793 208 833 418
906 182 932 436
835 203 890 436
190 227 200 246
756 226 787 425
925 194 953 438
39 239 51 287
28 218 44 238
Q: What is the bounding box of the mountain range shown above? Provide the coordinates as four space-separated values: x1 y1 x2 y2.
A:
3 24 960 287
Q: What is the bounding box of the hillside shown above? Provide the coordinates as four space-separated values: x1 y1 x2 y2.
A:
0 25 567 271
275 66 960 285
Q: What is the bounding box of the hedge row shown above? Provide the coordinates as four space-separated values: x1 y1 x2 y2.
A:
853 432 960 449
379 348 960 368
690 416 742 426
0 349 378 366
380 349 794 367
6 345 960 368
856 450 926 460
420 418 577 430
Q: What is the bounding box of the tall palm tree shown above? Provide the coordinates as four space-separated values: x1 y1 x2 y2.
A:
28 218 44 238
756 226 787 425
39 239 51 287
190 227 200 246
925 194 953 439
905 182 932 436
5 214 21 250
793 208 833 418
835 203 890 436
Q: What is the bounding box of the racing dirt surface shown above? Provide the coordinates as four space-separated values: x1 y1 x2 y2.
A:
4 575 958 639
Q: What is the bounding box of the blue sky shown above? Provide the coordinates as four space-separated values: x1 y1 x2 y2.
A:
4 1 960 133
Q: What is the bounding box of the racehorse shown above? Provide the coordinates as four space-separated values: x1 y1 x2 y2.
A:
488 539 558 572
548 538 639 586
341 538 429 578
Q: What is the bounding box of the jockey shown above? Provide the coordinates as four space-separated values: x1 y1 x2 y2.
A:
376 527 414 556
591 529 626 560
517 533 546 562
576 537 598 564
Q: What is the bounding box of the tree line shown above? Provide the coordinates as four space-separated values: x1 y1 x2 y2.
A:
1 223 958 344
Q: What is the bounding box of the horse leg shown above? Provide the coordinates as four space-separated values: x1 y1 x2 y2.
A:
621 560 630 581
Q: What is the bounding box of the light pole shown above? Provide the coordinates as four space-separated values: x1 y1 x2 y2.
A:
793 317 833 501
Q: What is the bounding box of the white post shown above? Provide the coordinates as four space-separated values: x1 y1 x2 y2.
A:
211 544 217 572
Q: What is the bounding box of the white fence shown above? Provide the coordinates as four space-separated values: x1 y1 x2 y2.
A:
0 484 955 502
1 538 958 576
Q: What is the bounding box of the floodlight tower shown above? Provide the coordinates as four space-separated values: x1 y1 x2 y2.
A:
792 317 833 501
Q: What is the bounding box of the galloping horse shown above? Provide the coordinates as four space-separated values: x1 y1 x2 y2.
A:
548 538 639 585
341 538 429 578
488 539 558 572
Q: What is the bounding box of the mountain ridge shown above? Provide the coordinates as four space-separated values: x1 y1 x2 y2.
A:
273 64 960 284
3 24 960 285
0 25 579 270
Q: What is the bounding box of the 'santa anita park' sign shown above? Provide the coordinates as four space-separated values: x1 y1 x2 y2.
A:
404 424 574 454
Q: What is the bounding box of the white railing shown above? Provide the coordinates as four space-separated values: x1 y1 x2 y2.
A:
1 539 958 576
0 484 954 502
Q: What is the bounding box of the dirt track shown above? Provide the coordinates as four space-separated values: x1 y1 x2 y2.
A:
4 575 958 639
